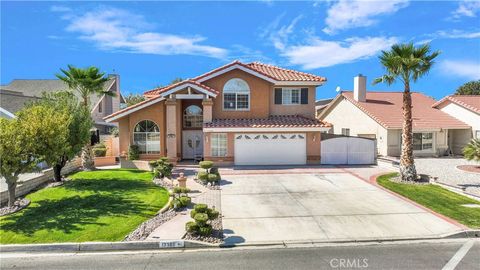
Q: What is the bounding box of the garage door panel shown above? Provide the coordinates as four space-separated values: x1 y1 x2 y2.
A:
235 133 306 165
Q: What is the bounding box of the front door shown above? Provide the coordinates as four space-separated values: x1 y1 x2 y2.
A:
182 130 203 159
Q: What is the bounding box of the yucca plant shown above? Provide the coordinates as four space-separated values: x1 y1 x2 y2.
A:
463 139 480 162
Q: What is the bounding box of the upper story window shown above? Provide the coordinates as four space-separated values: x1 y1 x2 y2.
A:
223 78 250 110
184 105 203 128
274 88 309 105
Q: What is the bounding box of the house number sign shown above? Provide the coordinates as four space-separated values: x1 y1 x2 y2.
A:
159 240 184 248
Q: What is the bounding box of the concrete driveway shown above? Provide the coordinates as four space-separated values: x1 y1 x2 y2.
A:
221 170 463 245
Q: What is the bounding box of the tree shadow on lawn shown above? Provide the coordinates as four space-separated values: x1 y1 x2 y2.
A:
63 178 154 194
1 193 150 236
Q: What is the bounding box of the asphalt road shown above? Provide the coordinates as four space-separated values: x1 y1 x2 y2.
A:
1 239 478 270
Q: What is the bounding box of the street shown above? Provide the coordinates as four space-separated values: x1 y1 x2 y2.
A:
1 239 478 270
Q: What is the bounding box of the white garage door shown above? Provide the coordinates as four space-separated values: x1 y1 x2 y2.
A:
234 133 306 165
321 137 375 165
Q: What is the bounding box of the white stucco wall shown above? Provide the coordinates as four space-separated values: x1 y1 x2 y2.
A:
440 102 479 138
321 98 389 155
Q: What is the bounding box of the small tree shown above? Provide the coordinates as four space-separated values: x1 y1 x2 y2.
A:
124 93 145 107
0 105 70 206
29 91 91 181
463 139 480 162
455 80 480 95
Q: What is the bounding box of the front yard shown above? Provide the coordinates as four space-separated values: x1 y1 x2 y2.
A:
377 173 480 229
0 169 169 244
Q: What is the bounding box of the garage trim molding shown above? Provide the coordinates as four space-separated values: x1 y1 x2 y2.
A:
203 127 330 132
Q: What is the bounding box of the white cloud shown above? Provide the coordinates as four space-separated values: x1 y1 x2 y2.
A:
451 1 480 19
323 0 409 34
282 36 398 69
415 29 480 45
55 6 228 58
439 60 480 80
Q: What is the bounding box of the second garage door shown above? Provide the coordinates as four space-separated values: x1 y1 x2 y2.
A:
234 133 306 165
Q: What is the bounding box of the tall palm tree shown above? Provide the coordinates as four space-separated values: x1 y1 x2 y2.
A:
373 43 440 182
56 65 113 170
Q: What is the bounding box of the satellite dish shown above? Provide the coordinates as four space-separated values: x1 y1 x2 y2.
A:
335 86 341 92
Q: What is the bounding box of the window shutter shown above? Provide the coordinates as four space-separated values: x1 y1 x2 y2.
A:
301 88 308 104
274 88 282 104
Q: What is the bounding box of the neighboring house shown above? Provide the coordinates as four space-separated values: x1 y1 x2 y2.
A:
432 95 480 152
318 75 471 157
104 61 331 165
0 75 125 134
315 98 333 117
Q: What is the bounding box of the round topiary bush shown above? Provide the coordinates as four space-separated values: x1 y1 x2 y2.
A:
198 225 212 236
197 171 208 182
179 196 191 207
194 213 209 226
92 143 107 157
194 203 208 213
207 209 219 220
185 221 199 233
128 145 140 160
207 173 220 183
199 161 214 170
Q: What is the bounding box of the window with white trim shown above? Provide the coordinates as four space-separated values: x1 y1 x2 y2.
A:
211 133 227 157
413 132 433 151
223 78 250 110
133 120 160 154
282 89 300 105
183 105 203 128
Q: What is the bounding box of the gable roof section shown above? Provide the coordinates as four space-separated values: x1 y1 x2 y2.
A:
104 95 165 122
247 62 326 82
322 91 470 130
432 95 480 114
144 80 219 98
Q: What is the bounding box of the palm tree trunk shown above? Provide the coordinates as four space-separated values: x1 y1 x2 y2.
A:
82 144 95 171
400 83 417 181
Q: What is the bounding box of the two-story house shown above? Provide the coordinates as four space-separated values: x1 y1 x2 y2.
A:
104 61 331 165
0 75 125 135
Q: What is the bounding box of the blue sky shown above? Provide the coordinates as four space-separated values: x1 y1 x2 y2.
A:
1 1 479 100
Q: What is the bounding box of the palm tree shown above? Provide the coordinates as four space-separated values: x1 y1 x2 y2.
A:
56 65 113 170
373 43 440 182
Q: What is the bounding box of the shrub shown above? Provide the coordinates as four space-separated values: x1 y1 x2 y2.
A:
193 213 209 226
199 161 214 171
197 171 208 182
198 225 212 236
173 187 190 194
194 203 208 213
207 209 219 220
207 173 220 183
185 221 198 233
128 145 140 160
463 139 480 162
92 143 107 157
170 196 191 210
150 157 173 179
210 167 219 174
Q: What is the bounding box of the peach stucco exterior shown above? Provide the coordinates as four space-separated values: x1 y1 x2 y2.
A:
110 65 326 165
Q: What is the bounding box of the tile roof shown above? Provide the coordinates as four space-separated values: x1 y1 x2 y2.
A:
204 115 331 128
341 91 470 129
143 60 326 96
432 95 480 114
143 79 219 98
246 62 326 82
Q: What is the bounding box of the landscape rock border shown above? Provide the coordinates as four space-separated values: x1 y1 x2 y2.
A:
0 198 30 216
183 215 224 244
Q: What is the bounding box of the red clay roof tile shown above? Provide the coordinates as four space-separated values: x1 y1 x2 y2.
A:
204 115 331 128
432 95 480 114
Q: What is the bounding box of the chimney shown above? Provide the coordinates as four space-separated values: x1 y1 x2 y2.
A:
354 74 366 102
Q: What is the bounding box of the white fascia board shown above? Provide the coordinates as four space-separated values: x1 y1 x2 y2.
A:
160 83 217 98
203 127 330 132
105 97 165 122
0 107 16 118
196 64 278 84
274 81 325 86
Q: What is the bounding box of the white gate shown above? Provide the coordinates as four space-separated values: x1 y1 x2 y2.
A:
321 136 375 165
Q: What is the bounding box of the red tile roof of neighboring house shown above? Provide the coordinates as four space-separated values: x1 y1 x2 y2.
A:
341 91 470 129
432 95 480 114
144 60 326 97
204 115 331 128
143 79 219 98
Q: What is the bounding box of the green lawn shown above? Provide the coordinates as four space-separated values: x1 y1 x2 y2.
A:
377 173 480 229
0 169 169 244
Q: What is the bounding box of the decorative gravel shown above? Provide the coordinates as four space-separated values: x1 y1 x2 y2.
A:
183 215 223 244
415 157 480 196
124 209 178 241
0 198 30 216
153 177 176 190
390 174 431 185
44 181 65 188
193 178 221 190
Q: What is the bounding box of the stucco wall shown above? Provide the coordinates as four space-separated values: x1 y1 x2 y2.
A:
269 86 316 118
203 69 272 119
387 129 450 157
439 102 478 138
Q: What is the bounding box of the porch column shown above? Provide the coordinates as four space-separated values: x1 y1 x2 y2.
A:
202 98 213 123
165 98 178 162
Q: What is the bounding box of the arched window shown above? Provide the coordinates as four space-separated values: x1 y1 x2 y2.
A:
133 120 160 154
184 105 203 128
223 78 250 110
